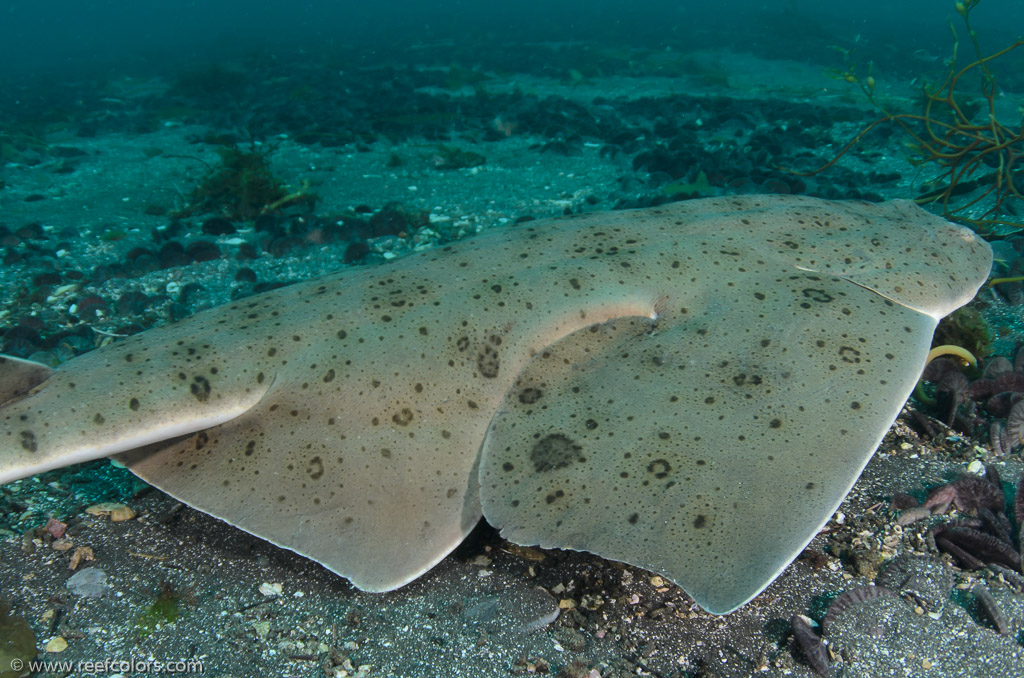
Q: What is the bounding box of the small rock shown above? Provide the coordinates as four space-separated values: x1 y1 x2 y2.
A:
259 582 283 597
45 636 68 653
85 502 133 519
44 518 67 539
109 506 136 522
66 568 108 598
68 546 94 570
186 240 221 262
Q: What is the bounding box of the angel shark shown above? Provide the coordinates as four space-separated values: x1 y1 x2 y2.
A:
0 195 991 614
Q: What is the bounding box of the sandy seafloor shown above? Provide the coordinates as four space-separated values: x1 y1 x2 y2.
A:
1 37 1023 678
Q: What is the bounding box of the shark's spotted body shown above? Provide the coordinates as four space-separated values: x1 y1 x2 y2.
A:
0 195 991 613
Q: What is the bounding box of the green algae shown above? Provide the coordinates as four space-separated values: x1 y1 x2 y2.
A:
663 169 712 197
933 306 993 361
181 144 287 220
136 582 188 637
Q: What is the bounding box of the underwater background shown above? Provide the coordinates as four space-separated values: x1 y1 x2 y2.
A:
3 1 1024 80
1 0 1024 676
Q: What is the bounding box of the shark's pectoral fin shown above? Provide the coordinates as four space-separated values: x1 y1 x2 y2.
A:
116 375 483 593
0 355 55 403
0 347 273 485
480 270 936 614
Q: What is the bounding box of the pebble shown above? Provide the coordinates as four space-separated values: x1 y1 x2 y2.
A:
83 502 136 522
186 240 221 262
45 636 68 652
234 267 257 283
110 506 136 522
69 546 95 570
259 582 283 597
66 568 108 598
45 517 67 538
85 502 134 520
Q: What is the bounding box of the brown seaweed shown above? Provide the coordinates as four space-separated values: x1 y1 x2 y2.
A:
791 614 830 678
933 524 1022 572
971 584 1009 636
1015 470 1024 526
821 585 894 636
989 421 1010 456
935 534 986 570
921 472 1004 514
